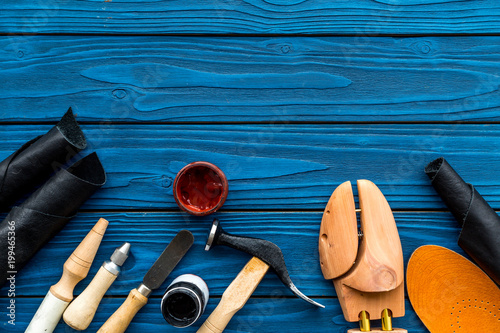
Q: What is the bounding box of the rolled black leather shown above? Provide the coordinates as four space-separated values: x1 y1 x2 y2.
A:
425 157 500 285
0 108 86 211
0 153 106 285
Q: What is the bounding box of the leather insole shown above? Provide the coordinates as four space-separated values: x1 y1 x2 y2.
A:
407 245 500 332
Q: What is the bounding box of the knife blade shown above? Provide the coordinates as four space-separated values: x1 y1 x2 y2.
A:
97 230 194 333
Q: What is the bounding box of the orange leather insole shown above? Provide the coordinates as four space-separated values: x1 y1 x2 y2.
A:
407 245 500 332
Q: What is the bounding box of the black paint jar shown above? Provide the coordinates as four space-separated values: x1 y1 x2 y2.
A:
161 274 209 328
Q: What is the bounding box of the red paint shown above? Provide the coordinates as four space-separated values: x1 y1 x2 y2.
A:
173 162 228 216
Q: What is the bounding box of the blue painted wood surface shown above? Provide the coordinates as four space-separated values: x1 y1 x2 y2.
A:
1 1 498 332
0 212 464 297
2 1 500 35
0 298 426 333
2 36 500 122
1 125 500 210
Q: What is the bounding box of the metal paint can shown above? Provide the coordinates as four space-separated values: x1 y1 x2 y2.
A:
161 274 209 328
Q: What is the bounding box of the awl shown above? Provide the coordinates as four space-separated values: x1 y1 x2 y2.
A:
25 218 108 333
63 242 131 330
97 230 194 333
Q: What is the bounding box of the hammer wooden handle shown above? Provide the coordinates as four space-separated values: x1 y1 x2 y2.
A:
197 257 269 333
63 266 117 330
97 288 148 333
196 304 238 333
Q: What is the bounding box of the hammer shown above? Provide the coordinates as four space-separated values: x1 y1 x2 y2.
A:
197 219 323 333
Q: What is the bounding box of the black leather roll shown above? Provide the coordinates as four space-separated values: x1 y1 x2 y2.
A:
425 157 500 285
0 108 86 211
0 153 106 285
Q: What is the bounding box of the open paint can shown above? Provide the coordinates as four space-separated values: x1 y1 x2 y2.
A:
161 274 209 328
173 161 228 216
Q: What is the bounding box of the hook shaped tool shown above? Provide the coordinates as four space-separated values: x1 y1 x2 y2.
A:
206 219 324 308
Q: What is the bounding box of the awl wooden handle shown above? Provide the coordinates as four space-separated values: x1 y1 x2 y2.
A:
25 218 108 333
97 288 148 333
51 218 109 302
63 266 118 330
197 257 269 333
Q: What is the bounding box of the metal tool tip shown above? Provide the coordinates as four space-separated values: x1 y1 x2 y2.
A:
205 219 219 251
289 283 325 308
111 242 131 266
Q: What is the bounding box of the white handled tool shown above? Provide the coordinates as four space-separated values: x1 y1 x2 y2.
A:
63 242 130 330
25 218 108 333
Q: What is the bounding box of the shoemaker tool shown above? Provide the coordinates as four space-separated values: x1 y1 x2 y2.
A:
319 180 406 333
97 230 194 333
408 245 500 332
197 219 323 333
63 242 131 330
25 218 109 333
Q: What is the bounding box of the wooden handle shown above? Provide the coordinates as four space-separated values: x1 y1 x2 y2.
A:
63 266 117 330
25 291 70 333
197 257 269 333
196 304 236 333
97 288 148 333
51 218 109 302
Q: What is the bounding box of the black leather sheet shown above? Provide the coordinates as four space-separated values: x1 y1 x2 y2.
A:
0 152 106 285
425 157 500 285
0 108 86 211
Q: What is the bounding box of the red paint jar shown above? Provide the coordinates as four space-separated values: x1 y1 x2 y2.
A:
173 161 228 216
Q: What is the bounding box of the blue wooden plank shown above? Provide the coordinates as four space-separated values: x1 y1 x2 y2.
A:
0 124 499 210
0 212 464 297
2 36 500 122
1 1 500 35
0 298 428 333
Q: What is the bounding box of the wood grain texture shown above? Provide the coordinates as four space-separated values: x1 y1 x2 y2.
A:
2 124 500 210
197 257 270 333
0 211 464 297
341 180 404 292
97 288 149 333
2 1 500 35
319 181 358 280
2 36 500 122
50 218 108 302
333 180 405 322
0 298 426 333
63 266 118 330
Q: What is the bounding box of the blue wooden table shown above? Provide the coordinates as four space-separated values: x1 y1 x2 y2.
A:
2 1 500 332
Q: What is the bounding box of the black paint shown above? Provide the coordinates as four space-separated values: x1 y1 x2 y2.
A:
161 281 205 328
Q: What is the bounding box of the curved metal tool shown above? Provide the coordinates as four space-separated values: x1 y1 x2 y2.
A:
206 218 324 308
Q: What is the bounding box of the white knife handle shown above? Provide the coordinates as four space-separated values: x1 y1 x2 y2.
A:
63 266 118 330
97 288 148 333
25 291 69 333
